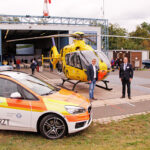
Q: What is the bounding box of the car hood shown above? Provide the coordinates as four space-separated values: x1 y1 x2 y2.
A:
42 89 90 108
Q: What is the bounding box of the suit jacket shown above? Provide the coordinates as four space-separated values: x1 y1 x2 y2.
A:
87 64 99 81
119 63 133 80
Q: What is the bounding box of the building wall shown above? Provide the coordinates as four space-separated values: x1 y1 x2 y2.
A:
111 50 142 68
108 50 149 61
142 50 149 60
130 52 142 68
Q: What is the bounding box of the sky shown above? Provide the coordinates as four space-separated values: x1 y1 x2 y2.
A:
0 0 150 32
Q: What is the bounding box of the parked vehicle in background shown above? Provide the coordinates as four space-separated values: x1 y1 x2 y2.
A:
0 65 13 71
142 60 150 68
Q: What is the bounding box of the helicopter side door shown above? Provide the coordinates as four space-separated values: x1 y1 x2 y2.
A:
64 52 88 81
69 53 82 80
64 53 77 79
73 54 83 80
64 52 83 80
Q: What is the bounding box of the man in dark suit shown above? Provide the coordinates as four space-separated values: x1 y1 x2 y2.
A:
87 58 99 100
119 57 133 99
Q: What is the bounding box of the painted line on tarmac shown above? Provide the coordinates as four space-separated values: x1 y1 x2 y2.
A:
119 99 135 107
125 101 135 107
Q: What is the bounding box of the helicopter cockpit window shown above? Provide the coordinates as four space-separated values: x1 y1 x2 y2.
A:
80 59 87 70
76 55 82 69
69 52 82 69
70 53 76 66
80 50 99 67
95 50 111 69
65 54 70 65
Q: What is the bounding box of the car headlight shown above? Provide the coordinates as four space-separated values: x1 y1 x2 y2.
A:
65 106 86 114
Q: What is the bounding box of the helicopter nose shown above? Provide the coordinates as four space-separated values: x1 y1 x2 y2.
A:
98 70 108 80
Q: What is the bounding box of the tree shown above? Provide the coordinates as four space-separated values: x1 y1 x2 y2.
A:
130 23 150 50
109 24 128 50
108 22 150 50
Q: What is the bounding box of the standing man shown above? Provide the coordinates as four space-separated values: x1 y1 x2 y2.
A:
119 57 133 99
30 59 37 75
87 58 99 100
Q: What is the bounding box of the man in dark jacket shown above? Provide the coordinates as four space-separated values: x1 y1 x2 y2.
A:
87 58 99 100
30 59 37 75
119 57 133 99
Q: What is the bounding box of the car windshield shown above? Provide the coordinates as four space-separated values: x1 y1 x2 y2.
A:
15 75 56 96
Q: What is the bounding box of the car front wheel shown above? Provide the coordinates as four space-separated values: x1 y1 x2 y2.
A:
39 114 67 139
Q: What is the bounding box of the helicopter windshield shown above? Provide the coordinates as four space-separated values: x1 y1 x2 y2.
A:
79 51 99 66
95 50 111 69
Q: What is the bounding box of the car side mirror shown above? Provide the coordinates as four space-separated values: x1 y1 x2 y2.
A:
10 92 22 99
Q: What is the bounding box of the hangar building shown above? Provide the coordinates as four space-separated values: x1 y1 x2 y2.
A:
0 15 109 65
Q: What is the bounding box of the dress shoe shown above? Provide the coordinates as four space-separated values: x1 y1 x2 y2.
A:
120 96 125 98
128 96 131 99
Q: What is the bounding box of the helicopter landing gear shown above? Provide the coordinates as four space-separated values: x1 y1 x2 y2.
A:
96 80 113 91
58 78 82 91
58 78 112 91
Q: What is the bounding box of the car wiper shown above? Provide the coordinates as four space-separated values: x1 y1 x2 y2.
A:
41 91 54 96
26 79 49 88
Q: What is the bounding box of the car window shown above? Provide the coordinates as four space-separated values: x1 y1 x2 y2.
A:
22 88 37 100
0 78 19 98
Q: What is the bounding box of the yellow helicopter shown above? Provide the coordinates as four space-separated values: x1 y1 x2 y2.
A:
7 32 112 91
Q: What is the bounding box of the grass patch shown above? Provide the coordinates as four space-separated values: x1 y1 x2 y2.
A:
1 114 150 150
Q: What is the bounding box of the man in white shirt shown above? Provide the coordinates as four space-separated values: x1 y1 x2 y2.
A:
87 58 99 100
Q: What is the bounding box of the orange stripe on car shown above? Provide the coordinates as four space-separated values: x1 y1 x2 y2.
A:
65 113 90 122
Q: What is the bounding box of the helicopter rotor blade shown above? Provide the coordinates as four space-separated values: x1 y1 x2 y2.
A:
101 34 150 40
84 37 96 44
6 33 98 43
81 34 97 38
6 34 74 42
7 32 150 43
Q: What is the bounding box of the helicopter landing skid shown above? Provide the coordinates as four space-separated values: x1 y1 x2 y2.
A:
58 78 82 91
96 80 113 91
58 78 112 91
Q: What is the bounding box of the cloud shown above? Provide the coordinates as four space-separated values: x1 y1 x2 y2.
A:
0 0 150 32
